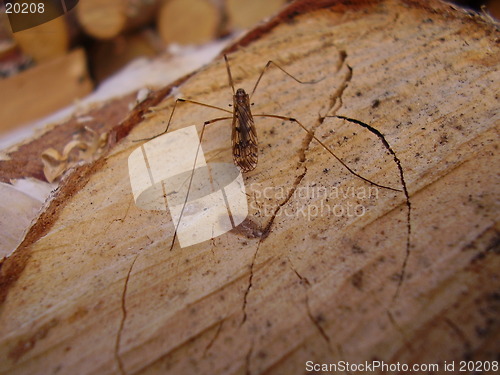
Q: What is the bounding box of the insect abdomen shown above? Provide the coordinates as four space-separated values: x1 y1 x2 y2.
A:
232 89 258 172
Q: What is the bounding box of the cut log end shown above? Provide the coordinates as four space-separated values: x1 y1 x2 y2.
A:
77 0 127 39
157 0 221 45
226 0 288 29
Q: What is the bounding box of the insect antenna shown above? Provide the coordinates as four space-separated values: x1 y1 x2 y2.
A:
250 60 325 100
224 55 236 95
168 116 232 251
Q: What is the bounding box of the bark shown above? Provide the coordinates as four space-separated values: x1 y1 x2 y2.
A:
0 0 498 374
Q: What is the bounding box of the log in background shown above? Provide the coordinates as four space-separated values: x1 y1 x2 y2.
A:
1 0 499 374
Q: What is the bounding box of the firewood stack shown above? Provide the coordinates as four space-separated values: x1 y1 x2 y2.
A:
0 0 289 134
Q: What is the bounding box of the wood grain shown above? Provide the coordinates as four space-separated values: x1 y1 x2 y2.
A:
0 0 498 374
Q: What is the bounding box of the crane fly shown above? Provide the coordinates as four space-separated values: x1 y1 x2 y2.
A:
132 51 410 299
231 87 258 172
136 54 401 193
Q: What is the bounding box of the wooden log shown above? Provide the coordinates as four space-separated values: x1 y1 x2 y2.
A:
0 43 33 79
4 2 81 64
4 0 84 63
12 26 68 64
0 3 13 41
0 8 28 78
89 29 163 83
0 179 54 258
226 0 288 29
10 8 70 63
0 46 222 257
0 48 92 134
77 0 160 40
157 0 221 45
0 1 498 374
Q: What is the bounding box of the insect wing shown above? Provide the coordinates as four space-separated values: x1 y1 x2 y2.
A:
232 104 258 172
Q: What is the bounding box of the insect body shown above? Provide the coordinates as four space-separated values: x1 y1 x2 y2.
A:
232 88 258 172
133 52 410 297
136 54 400 192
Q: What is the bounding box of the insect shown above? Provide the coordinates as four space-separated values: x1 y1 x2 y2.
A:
136 54 401 192
133 52 410 299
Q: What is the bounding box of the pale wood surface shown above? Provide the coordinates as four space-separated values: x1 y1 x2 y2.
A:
0 1 498 374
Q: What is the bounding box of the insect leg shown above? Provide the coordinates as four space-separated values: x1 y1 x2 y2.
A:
256 113 411 299
134 98 232 142
249 60 325 100
329 116 410 201
169 116 232 251
253 114 401 192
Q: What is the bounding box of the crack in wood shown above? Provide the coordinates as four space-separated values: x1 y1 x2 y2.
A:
245 341 254 375
210 236 216 259
386 310 414 354
240 48 360 328
316 51 412 300
328 57 352 114
239 233 282 325
104 198 133 234
114 251 141 375
241 241 259 326
304 292 333 349
288 258 334 354
203 319 224 357
444 317 472 354
241 167 308 325
333 115 412 300
336 344 354 375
